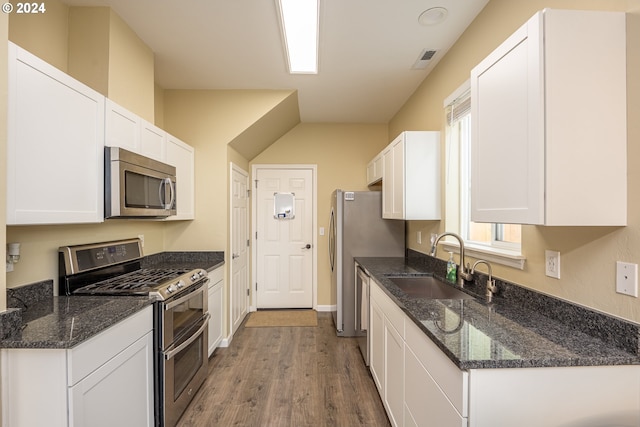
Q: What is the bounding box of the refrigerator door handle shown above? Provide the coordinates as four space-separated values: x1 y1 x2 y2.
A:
329 208 335 271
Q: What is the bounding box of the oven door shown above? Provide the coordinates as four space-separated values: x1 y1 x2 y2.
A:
162 281 208 349
162 313 209 427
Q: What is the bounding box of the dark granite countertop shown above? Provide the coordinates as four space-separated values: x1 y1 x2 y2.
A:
0 296 152 349
1 250 224 350
356 256 640 370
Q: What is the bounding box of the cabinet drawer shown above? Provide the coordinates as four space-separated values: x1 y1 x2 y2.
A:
405 318 468 416
68 305 153 386
208 265 224 285
371 280 404 338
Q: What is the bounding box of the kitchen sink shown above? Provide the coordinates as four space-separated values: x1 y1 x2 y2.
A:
387 276 474 300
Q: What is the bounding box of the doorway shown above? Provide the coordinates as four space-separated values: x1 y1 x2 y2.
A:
252 165 317 309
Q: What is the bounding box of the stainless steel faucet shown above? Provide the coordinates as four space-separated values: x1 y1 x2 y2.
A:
471 259 498 303
430 232 472 286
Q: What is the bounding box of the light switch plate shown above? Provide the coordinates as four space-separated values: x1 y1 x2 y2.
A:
616 261 638 297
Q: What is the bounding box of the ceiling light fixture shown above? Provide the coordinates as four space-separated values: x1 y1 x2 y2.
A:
276 0 319 74
418 7 448 26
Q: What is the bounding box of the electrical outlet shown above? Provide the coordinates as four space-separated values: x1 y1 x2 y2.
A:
616 261 638 297
138 234 145 248
417 231 422 244
545 250 560 279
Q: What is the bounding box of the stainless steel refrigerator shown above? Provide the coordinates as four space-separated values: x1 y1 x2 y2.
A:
329 190 405 337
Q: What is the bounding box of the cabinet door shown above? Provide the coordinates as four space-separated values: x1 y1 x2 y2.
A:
140 120 166 161
382 135 405 219
390 137 405 219
382 146 394 218
69 331 154 427
208 266 224 356
369 297 385 393
7 42 105 225
470 15 544 225
367 153 383 185
105 98 140 151
384 319 404 427
405 345 466 427
165 134 195 220
208 281 223 355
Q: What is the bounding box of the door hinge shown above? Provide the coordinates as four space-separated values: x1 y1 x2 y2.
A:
254 179 258 188
246 239 250 247
255 231 258 240
255 282 258 291
247 189 250 198
247 288 250 296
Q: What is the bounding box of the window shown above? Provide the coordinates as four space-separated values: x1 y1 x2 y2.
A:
444 82 523 267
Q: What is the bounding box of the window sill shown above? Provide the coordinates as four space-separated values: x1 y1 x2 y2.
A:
440 241 525 270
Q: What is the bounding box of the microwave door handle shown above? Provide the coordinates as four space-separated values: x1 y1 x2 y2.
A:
160 178 175 210
167 179 176 210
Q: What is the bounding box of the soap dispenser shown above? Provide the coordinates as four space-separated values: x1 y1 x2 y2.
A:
446 252 457 284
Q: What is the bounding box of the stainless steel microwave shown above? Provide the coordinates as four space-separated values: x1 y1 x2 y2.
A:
105 147 177 218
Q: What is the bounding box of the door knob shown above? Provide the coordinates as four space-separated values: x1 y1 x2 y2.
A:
301 244 311 249
232 253 239 259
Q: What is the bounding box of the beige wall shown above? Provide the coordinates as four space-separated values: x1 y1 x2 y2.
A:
390 0 640 322
67 7 110 96
251 123 389 305
8 0 68 72
107 9 154 121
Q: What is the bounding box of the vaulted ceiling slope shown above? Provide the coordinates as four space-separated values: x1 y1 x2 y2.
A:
64 0 489 123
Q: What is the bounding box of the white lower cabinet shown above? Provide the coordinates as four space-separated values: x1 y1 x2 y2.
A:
1 306 154 427
404 318 467 427
208 265 224 356
370 280 408 427
369 294 385 393
370 279 640 427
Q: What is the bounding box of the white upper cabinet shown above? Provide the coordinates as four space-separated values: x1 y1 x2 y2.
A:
366 152 383 185
382 131 441 220
7 42 105 225
470 9 627 226
165 134 195 220
140 120 166 162
105 99 166 162
105 99 139 152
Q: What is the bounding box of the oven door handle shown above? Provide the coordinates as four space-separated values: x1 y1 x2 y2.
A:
164 280 208 311
164 313 210 361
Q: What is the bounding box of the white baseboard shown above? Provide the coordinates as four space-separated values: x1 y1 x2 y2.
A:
315 304 335 312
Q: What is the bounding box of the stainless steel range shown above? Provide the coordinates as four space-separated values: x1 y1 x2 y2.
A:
59 238 209 427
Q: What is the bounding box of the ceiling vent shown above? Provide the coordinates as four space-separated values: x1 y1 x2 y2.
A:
412 49 438 70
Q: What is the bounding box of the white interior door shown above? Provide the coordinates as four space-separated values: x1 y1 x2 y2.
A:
255 167 314 309
230 164 249 335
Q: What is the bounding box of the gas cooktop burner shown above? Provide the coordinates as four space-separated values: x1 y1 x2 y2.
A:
59 239 209 301
78 268 190 293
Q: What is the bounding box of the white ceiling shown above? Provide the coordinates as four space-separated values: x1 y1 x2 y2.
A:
64 0 489 123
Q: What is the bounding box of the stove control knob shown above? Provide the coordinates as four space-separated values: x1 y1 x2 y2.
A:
176 281 184 289
191 273 198 281
166 284 177 294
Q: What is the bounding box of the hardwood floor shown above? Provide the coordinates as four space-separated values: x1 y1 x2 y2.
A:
177 312 391 427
